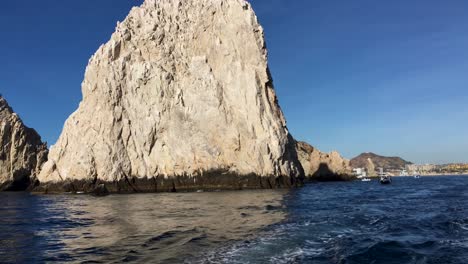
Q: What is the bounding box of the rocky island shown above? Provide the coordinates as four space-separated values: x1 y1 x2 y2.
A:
0 0 355 195
35 0 306 193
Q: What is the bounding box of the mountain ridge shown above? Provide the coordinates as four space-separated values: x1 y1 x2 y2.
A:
350 152 412 171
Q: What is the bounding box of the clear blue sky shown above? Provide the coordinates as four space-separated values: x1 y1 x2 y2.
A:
1 0 467 164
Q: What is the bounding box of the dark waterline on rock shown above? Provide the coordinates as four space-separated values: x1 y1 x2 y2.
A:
1 176 467 263
33 173 303 194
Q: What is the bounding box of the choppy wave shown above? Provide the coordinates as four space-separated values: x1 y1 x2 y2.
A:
1 176 467 263
198 176 468 264
0 190 287 263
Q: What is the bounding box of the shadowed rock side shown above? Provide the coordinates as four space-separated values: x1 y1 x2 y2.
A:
36 0 304 193
296 141 354 181
0 96 48 191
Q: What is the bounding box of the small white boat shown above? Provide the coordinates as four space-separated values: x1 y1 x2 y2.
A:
414 175 421 179
380 176 392 184
361 178 371 182
379 168 392 184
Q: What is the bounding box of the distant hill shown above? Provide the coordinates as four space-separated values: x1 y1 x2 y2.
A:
350 152 412 171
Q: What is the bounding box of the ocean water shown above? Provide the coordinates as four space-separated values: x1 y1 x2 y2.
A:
1 176 467 263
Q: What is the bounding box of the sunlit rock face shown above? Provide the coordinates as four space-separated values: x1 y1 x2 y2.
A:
37 0 303 192
0 96 48 191
296 141 353 181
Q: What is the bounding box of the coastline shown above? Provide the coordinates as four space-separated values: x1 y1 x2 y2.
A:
390 173 468 177
417 173 468 176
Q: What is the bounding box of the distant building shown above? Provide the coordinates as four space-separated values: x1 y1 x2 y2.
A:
353 168 367 178
406 164 437 174
404 163 468 175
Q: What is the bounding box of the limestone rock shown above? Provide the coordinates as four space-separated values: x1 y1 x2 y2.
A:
296 141 353 181
37 0 303 192
0 96 48 191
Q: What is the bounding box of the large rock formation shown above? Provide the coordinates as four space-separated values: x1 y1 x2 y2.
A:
37 0 303 193
296 141 353 181
0 96 48 191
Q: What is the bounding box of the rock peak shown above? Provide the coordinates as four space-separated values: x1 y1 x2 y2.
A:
38 0 303 192
0 95 11 110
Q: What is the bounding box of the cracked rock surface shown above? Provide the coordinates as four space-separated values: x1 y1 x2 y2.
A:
0 96 48 191
38 0 303 191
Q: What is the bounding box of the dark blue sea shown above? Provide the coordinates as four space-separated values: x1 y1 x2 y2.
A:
1 176 467 263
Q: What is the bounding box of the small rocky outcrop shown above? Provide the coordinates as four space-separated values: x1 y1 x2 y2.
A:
296 141 353 181
0 96 48 191
37 0 304 193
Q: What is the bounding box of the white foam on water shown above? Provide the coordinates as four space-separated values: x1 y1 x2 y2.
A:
269 246 324 264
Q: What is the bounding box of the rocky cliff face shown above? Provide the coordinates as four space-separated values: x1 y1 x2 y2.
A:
296 141 353 181
37 0 303 193
0 96 48 191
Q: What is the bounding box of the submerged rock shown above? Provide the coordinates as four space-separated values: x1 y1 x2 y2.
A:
296 141 353 181
92 184 110 197
37 0 303 193
0 96 48 191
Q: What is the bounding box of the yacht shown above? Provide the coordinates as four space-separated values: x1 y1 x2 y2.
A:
411 170 421 178
354 168 372 182
379 168 392 184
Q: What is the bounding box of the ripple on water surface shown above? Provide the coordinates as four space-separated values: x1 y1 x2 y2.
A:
0 190 287 263
198 176 468 264
1 176 467 263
